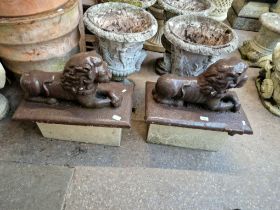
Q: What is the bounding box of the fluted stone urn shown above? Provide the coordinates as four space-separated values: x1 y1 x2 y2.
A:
84 3 157 81
239 13 280 64
164 15 238 76
155 0 214 75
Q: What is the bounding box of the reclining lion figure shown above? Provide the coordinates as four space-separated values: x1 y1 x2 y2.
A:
153 57 248 112
20 51 122 108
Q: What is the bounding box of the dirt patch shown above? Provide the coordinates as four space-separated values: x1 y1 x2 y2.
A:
95 9 151 33
183 23 232 46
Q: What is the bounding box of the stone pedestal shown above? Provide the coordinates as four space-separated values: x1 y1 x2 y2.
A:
13 82 133 146
239 13 280 64
144 2 165 53
228 0 271 31
145 82 253 151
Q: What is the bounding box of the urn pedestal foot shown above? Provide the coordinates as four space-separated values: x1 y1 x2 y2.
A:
145 82 253 151
13 82 133 146
155 53 171 75
144 3 165 53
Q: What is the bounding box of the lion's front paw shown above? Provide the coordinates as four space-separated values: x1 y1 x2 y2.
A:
47 98 58 105
111 96 123 108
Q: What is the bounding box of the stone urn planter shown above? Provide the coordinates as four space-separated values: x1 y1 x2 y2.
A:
239 13 280 64
84 3 157 81
164 15 238 76
99 0 157 8
155 0 214 75
208 0 234 21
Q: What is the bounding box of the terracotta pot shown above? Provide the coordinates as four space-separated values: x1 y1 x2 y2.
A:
0 0 68 17
0 0 80 75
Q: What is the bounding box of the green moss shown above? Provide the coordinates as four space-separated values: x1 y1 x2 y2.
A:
105 0 142 7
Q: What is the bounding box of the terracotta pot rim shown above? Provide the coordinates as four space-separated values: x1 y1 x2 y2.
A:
0 0 77 24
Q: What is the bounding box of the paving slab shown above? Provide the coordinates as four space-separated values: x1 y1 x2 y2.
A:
64 166 280 210
0 161 73 210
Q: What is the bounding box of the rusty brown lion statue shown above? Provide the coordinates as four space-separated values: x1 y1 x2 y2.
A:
153 57 248 112
20 51 122 108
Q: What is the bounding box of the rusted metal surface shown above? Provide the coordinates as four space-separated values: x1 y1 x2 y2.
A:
145 82 253 135
0 0 80 75
13 82 133 128
0 0 68 17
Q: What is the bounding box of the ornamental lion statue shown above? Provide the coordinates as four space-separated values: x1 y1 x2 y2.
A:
153 57 248 112
20 51 122 108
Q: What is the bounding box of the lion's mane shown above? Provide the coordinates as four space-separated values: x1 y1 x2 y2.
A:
199 58 247 97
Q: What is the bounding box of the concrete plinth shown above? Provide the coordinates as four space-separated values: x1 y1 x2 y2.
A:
37 123 122 146
228 0 271 31
145 82 253 151
13 82 133 146
147 124 228 151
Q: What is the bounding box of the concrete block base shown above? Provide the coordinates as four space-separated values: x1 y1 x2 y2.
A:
37 123 122 146
227 7 261 32
147 124 228 151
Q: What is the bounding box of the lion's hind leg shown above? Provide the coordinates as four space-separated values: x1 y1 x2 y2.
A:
153 92 184 106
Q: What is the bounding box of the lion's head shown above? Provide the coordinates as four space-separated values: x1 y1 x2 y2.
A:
61 51 112 95
199 57 248 97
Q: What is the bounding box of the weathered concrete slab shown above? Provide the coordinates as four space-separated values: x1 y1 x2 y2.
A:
0 162 73 210
64 166 280 210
